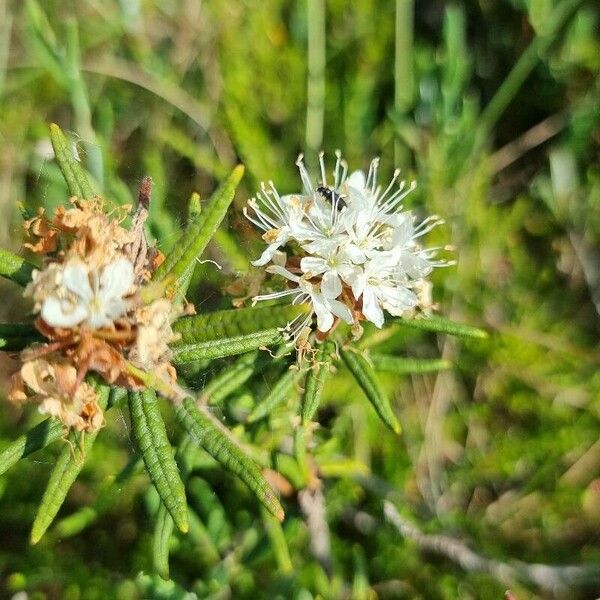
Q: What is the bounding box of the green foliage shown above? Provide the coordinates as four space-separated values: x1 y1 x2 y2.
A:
247 368 298 423
49 122 95 199
0 0 599 598
0 248 35 287
0 418 63 477
153 165 244 286
175 397 284 522
128 390 188 533
30 382 109 544
339 347 401 434
301 339 335 424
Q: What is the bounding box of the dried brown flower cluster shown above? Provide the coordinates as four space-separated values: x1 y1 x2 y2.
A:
9 185 183 433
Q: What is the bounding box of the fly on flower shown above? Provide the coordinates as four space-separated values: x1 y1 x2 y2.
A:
244 152 454 346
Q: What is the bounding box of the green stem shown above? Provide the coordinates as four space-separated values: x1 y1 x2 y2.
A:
306 0 326 155
394 0 414 165
476 0 587 147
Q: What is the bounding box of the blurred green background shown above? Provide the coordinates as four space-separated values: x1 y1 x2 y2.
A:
0 0 599 598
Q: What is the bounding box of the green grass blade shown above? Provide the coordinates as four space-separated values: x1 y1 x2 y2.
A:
174 397 284 521
49 123 95 199
0 248 35 286
370 354 452 375
395 315 488 339
153 165 244 285
247 369 297 424
476 0 587 144
301 340 335 424
153 502 175 580
340 348 401 434
128 389 188 533
172 304 307 345
0 418 64 477
199 351 258 405
30 383 109 544
172 329 283 364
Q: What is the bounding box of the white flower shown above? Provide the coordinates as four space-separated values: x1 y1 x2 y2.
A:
41 257 135 329
253 265 352 333
348 255 419 328
243 183 309 266
245 152 453 337
300 248 358 300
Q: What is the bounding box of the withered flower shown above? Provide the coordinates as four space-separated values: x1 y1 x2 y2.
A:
11 188 181 433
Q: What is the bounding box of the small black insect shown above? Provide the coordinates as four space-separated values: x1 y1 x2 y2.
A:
316 185 347 210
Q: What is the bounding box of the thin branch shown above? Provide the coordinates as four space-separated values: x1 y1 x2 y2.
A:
490 113 567 174
298 486 332 576
384 501 600 595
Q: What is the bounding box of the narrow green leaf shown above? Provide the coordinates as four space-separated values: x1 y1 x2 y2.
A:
247 369 297 424
52 456 142 538
0 418 63 477
370 354 452 375
172 329 282 364
153 502 174 580
0 323 44 350
128 389 188 533
340 348 401 434
173 303 307 345
175 397 284 521
49 123 95 199
170 192 203 306
261 507 293 573
0 248 35 286
301 340 335 424
395 315 488 339
188 191 202 218
30 382 109 544
186 508 220 565
153 165 244 285
198 351 258 405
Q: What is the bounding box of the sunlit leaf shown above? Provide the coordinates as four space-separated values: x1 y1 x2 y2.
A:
128 389 188 533
175 397 284 521
340 348 401 434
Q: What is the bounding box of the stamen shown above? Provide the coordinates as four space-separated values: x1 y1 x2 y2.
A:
296 154 314 195
318 151 327 187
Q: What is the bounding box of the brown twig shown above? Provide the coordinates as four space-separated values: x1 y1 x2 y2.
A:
384 501 600 595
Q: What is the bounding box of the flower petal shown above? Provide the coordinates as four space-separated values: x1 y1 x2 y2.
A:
62 260 93 301
321 270 342 299
300 256 327 276
252 243 283 267
326 298 353 324
41 296 89 328
100 257 135 300
361 287 384 328
312 295 334 333
266 265 300 283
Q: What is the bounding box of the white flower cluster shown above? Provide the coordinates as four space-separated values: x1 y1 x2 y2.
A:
244 153 453 337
